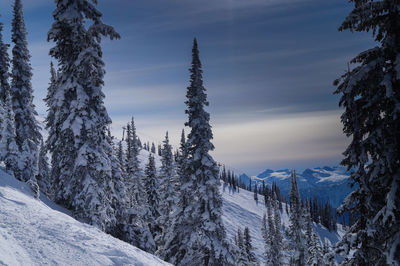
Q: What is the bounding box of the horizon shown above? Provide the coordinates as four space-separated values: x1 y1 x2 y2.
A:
0 0 375 175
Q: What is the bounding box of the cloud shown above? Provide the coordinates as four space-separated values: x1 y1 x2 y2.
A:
211 109 347 174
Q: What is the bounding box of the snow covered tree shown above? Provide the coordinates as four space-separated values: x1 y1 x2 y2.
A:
0 90 19 179
123 118 155 253
271 195 283 266
254 184 258 202
47 0 121 231
10 0 41 183
156 131 178 248
144 153 160 238
37 139 52 198
158 38 235 265
105 128 128 238
334 1 400 264
0 16 19 178
288 170 306 266
307 232 323 266
151 142 155 153
243 227 258 265
0 15 9 105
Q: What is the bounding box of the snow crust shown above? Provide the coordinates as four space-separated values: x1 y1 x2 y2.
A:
0 169 170 266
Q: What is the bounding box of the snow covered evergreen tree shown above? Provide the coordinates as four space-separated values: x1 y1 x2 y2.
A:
122 118 155 253
0 15 9 105
0 16 19 177
271 195 283 266
10 0 41 183
288 170 306 266
156 131 178 248
235 227 249 266
0 90 19 179
158 38 235 266
334 1 400 264
37 139 52 198
243 227 258 266
47 0 120 231
307 231 323 266
144 153 160 238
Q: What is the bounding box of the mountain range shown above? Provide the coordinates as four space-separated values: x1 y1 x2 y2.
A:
239 166 355 208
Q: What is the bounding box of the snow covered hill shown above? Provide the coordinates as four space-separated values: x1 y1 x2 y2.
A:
239 166 354 208
220 184 345 262
0 169 170 266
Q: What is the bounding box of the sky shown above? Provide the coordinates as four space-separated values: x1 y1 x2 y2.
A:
0 0 375 175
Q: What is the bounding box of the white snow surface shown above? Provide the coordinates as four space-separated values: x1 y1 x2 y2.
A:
220 184 345 261
0 168 170 266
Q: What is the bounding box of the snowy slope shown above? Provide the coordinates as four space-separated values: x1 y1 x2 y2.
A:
0 169 170 266
220 184 345 261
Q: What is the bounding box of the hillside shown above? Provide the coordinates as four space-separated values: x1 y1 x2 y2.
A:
220 183 346 262
0 168 170 266
0 149 345 265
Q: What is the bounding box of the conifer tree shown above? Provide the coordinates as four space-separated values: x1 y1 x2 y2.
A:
243 227 258 265
144 153 160 238
288 170 306 266
307 232 323 266
271 195 283 266
37 139 52 198
0 16 19 178
47 0 120 231
334 1 400 264
151 142 156 153
105 128 128 237
0 14 10 104
123 118 155 253
159 38 235 265
235 227 249 266
10 0 41 183
156 132 177 248
0 90 19 178
254 184 258 202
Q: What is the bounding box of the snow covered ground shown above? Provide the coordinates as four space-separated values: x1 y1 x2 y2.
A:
220 183 345 262
0 149 345 265
0 169 170 266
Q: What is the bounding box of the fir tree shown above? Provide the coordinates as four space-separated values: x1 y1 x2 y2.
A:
307 232 323 266
159 38 235 265
0 14 10 104
47 0 120 231
144 153 160 238
254 184 258 202
10 0 41 183
0 90 19 179
243 227 259 265
37 139 52 198
156 131 178 248
0 16 19 178
151 142 156 154
271 195 283 266
123 118 155 253
288 170 306 266
334 1 400 264
235 227 249 266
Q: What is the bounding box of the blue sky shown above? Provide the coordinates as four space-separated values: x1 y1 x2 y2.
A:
0 0 375 175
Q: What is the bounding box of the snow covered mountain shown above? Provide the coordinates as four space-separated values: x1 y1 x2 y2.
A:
0 168 170 266
240 166 354 208
220 183 345 262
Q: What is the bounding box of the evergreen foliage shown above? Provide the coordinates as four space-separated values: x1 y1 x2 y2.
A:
47 0 121 231
10 0 41 183
159 38 235 266
334 1 400 264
